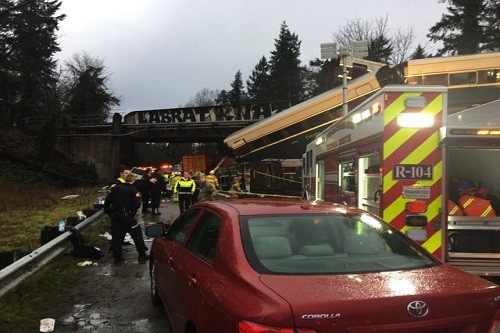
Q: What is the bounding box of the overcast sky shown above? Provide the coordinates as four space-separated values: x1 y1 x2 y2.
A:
55 0 447 113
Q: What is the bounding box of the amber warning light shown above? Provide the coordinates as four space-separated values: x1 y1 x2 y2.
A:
450 128 500 136
406 200 427 213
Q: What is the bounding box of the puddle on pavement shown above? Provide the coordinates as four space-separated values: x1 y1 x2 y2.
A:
61 303 155 332
62 304 110 330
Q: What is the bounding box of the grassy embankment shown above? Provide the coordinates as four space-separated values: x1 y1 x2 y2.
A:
0 181 111 331
0 129 111 331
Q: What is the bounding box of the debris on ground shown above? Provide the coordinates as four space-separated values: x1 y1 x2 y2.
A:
39 318 55 332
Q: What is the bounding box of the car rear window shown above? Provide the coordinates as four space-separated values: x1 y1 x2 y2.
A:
240 213 439 275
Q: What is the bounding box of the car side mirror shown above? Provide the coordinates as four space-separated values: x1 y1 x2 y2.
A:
145 223 169 237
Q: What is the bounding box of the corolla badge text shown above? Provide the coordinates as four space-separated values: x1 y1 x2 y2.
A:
301 313 341 320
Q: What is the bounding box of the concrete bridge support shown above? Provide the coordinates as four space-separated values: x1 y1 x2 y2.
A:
55 114 135 182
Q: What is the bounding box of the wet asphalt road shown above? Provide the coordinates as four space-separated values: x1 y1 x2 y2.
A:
55 199 179 333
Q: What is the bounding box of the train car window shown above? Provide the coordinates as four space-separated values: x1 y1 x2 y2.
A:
486 69 500 84
449 72 477 86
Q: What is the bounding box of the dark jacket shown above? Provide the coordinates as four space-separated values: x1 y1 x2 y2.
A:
104 182 141 216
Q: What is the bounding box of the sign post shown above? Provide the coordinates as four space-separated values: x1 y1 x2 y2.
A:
339 46 351 116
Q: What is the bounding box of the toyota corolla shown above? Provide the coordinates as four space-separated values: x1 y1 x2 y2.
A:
146 199 500 333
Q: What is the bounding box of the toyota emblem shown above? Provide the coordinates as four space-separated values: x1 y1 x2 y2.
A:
407 300 429 317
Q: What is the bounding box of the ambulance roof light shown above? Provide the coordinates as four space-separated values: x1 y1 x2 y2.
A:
397 113 434 128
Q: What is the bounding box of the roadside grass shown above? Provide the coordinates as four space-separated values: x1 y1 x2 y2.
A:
0 183 111 331
0 181 106 252
0 220 111 332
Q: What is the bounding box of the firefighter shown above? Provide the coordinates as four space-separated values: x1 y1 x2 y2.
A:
174 170 196 214
198 173 218 202
104 171 149 264
205 170 220 189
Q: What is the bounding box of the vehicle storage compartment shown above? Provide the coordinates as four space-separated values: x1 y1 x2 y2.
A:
447 148 500 275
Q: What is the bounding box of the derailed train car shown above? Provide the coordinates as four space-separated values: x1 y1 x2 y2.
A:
217 159 302 198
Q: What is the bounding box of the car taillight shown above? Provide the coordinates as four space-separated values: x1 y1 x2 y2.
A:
239 320 317 333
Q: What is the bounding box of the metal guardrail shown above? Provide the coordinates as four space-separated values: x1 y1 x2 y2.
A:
0 210 106 299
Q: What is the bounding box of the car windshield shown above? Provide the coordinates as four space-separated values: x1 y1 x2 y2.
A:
240 213 439 275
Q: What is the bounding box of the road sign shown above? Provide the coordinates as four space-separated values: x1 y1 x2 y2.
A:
320 43 337 59
352 40 368 58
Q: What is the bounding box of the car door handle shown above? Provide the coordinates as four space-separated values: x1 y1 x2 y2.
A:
188 274 197 286
166 256 176 269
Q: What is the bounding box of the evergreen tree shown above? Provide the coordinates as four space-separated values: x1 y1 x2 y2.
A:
427 0 487 55
306 58 341 96
216 70 248 105
411 44 428 60
366 34 393 63
268 21 306 102
246 56 271 103
227 70 247 105
484 0 500 51
215 89 229 105
0 0 17 128
10 0 65 121
64 52 120 122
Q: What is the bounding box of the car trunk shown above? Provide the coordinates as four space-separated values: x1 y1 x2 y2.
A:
259 265 499 332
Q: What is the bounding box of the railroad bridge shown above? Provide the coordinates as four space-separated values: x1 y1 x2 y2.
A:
25 101 295 181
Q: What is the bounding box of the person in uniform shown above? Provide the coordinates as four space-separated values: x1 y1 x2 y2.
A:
115 164 130 184
191 171 201 205
174 171 196 214
150 170 165 215
104 170 149 263
135 168 154 214
205 169 220 189
229 176 241 198
198 173 218 202
171 171 182 203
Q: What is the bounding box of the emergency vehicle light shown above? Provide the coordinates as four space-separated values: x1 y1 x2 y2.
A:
315 136 325 145
478 130 500 136
352 113 362 124
449 128 500 136
397 113 434 128
361 110 371 120
406 200 427 213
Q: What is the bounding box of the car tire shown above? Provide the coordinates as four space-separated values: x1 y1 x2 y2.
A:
150 259 161 306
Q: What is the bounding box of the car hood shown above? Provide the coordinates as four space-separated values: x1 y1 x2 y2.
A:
259 265 500 332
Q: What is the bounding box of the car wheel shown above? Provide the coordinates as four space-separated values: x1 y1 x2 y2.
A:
150 259 161 305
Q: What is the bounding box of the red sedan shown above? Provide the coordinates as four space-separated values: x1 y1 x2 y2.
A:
146 199 500 333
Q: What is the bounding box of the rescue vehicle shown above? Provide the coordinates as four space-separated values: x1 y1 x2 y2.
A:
303 85 500 276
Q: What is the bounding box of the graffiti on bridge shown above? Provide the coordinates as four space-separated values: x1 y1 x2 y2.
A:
123 101 298 125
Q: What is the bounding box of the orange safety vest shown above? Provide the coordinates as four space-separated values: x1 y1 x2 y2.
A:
459 195 496 217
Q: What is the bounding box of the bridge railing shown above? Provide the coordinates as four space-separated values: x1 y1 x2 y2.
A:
24 114 110 130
